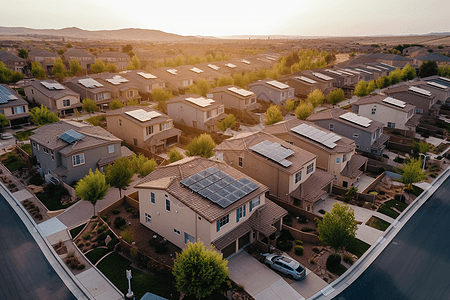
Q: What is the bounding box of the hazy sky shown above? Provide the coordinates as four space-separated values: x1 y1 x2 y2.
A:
2 0 450 37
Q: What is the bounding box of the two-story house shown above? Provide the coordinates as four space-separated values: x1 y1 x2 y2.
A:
279 75 321 98
90 73 141 104
0 52 28 74
63 49 95 71
263 119 367 189
323 68 356 87
64 76 112 110
136 156 287 258
307 108 389 155
214 131 334 212
413 53 450 66
298 70 335 92
176 65 217 84
383 85 439 117
119 70 166 99
151 67 195 91
209 85 259 112
247 79 295 106
419 76 450 104
353 94 421 135
0 84 30 127
105 106 181 153
28 49 60 74
96 52 130 70
166 94 226 132
24 80 82 116
29 121 124 185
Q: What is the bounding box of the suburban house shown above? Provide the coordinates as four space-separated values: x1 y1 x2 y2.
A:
90 73 141 103
105 106 181 153
64 76 112 110
0 84 30 127
344 66 375 82
0 52 28 73
209 85 259 112
366 53 413 68
402 46 426 56
96 52 130 70
247 78 295 106
23 80 82 116
413 53 450 66
298 70 335 93
136 156 288 258
63 49 95 71
352 94 421 135
119 70 166 99
419 76 450 104
383 85 440 117
176 65 217 84
28 49 60 74
150 67 195 91
29 121 125 185
323 68 356 87
279 75 321 98
263 118 367 188
307 108 389 155
214 131 334 212
166 94 226 132
196 62 232 78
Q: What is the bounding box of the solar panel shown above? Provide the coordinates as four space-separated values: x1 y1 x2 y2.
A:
250 140 294 167
105 75 129 85
0 85 19 104
355 68 372 74
208 64 219 70
312 72 334 81
41 81 65 90
344 69 361 74
378 63 395 69
339 112 372 128
137 72 157 79
371 64 389 70
186 97 215 107
79 78 104 88
290 123 341 149
59 129 84 144
228 87 254 97
296 76 317 84
427 81 448 90
431 79 450 87
409 86 432 97
166 69 177 75
266 80 289 89
241 59 250 64
338 70 354 76
383 97 406 108
266 56 276 61
225 63 237 69
326 69 342 75
440 77 450 83
366 66 382 71
190 67 204 74
125 109 162 122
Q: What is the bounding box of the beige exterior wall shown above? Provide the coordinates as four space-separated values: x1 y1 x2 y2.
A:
0 104 29 118
357 104 413 130
211 91 256 111
167 102 224 131
119 87 140 101
24 86 81 112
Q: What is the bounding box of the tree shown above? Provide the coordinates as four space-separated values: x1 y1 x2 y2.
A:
31 61 47 79
57 49 65 55
186 134 216 158
215 53 223 61
265 105 283 125
105 157 133 197
29 105 59 126
307 89 325 108
66 43 73 48
216 75 233 87
317 203 358 254
401 64 416 81
216 114 236 131
173 241 229 299
151 88 173 102
401 158 427 190
168 147 184 163
174 55 185 66
18 49 28 59
418 60 438 78
91 59 106 73
285 99 295 111
122 44 133 53
110 99 124 110
70 59 83 76
367 80 377 94
354 80 368 97
187 79 211 96
82 98 99 115
52 58 66 82
128 56 141 70
389 68 402 85
129 154 157 177
0 62 23 83
295 102 313 120
0 114 9 128
327 88 345 104
205 54 214 62
376 76 391 89
412 140 431 155
75 169 110 216
105 62 118 73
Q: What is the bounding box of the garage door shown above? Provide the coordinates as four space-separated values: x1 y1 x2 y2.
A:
222 241 236 258
238 232 250 249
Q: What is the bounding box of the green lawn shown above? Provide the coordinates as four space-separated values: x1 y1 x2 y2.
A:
13 129 34 141
36 191 75 210
69 223 87 239
96 252 178 299
20 144 32 156
85 248 111 265
332 264 348 276
346 237 370 258
377 200 408 219
365 216 391 231
0 153 27 172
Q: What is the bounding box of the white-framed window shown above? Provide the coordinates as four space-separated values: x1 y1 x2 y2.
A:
353 133 359 138
13 106 25 114
238 157 243 167
184 232 195 244
108 145 114 153
281 92 286 98
165 199 171 212
63 99 70 107
343 154 347 163
372 108 376 114
160 123 169 131
147 126 153 135
145 213 151 224
295 171 302 183
288 91 293 96
151 192 155 204
218 106 224 114
249 196 260 212
329 124 334 131
307 162 314 174
372 132 376 139
127 90 134 98
119 119 122 126
174 229 180 235
72 153 85 166
236 205 246 222
388 122 396 128
216 215 229 232
43 148 49 155
336 157 340 163
37 144 40 150
416 108 424 114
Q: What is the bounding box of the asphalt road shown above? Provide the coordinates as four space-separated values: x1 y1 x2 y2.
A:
0 193 77 300
334 176 450 300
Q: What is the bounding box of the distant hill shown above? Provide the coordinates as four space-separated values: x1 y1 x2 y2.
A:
0 26 198 42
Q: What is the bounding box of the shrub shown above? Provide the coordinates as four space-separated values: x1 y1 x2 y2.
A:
107 238 119 250
120 224 128 231
284 221 292 227
318 209 326 214
126 207 132 212
29 173 44 185
301 227 315 232
82 234 90 240
112 209 120 215
114 216 126 229
313 247 320 253
101 215 107 221
294 245 304 255
276 240 293 251
378 167 386 174
295 240 303 245
309 257 316 264
77 264 86 270
343 253 354 264
121 228 134 244
97 226 105 234
130 248 138 258
131 209 139 218
326 254 342 272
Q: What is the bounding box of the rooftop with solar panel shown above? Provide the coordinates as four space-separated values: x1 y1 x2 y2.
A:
166 93 224 110
0 84 29 109
210 85 255 98
353 94 416 112
24 79 79 99
105 105 169 124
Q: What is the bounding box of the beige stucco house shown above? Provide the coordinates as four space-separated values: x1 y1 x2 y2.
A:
0 84 30 127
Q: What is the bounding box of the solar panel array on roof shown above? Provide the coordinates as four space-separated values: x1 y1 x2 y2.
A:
59 129 84 144
208 64 219 70
339 112 372 127
440 77 450 83
266 56 276 61
409 86 432 96
186 97 215 107
225 63 237 69
41 81 65 90
378 62 395 69
137 72 157 79
296 76 317 84
312 72 334 81
366 66 382 71
266 80 289 89
242 59 250 65
190 67 203 74
125 109 162 122
228 87 254 97
427 81 448 90
167 69 177 75
344 69 361 74
180 167 259 208
326 69 342 75
79 78 104 89
105 75 129 85
338 70 354 76
383 97 406 108
250 140 295 168
291 123 341 149
355 68 372 74
0 85 19 104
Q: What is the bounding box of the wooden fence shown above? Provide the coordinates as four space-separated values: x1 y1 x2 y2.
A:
97 192 139 218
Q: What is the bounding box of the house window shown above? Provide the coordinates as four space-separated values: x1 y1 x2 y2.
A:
372 133 376 139
288 91 293 96
127 90 134 98
108 145 114 153
353 133 359 138
388 122 396 128
174 229 180 235
0 109 3 114
218 106 224 114
13 106 25 114
51 151 54 161
43 148 49 155
165 199 171 212
249 196 260 212
32 142 36 148
343 181 348 188
372 108 376 114
216 215 229 232
281 92 286 98
72 153 85 166
238 157 243 167
193 121 197 128
206 110 211 119
295 171 302 183
63 99 70 107
416 108 424 114
133 138 138 146
343 154 347 163
160 123 168 131
184 232 195 244
236 205 246 222
336 157 340 163
307 162 314 174
150 192 155 204
147 126 153 135
329 124 334 131
145 213 151 224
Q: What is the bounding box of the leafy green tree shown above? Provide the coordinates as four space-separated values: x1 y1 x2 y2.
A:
412 140 431 155
91 59 106 73
327 88 345 104
354 80 368 97
105 157 134 197
216 75 233 87
295 102 313 120
215 53 223 61
57 49 65 55
187 79 212 96
186 134 216 158
307 89 325 108
52 58 66 82
128 56 141 70
156 60 164 68
82 98 99 115
0 62 23 83
110 99 124 110
401 158 427 190
0 114 9 128
265 105 283 125
18 49 28 59
29 105 59 126
216 114 236 131
31 61 47 79
75 169 110 216
285 99 295 111
151 88 173 102
126 98 139 106
168 147 184 163
105 62 118 73
389 68 402 85
376 76 391 89
173 241 229 299
317 203 358 254
165 58 175 67
438 65 450 78
223 54 231 60
401 64 417 80
205 54 214 62
66 43 73 48
418 60 438 78
129 154 157 177
367 80 377 94
344 186 358 202
70 59 83 76
174 55 185 66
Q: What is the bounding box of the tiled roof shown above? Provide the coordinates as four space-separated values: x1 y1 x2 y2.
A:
0 52 26 62
384 85 435 99
405 114 422 127
209 85 255 98
0 84 29 109
204 112 227 126
28 49 59 58
105 105 172 127
414 53 450 62
166 93 224 111
290 169 334 203
371 134 390 150
368 53 413 61
144 127 181 146
64 76 110 94
340 154 367 179
24 80 79 99
354 94 416 112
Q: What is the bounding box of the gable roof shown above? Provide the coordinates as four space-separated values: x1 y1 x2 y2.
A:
119 69 165 85
105 105 172 127
414 53 450 62
0 84 29 109
384 84 436 99
0 52 26 63
64 49 95 58
24 80 79 99
247 78 293 91
166 93 224 111
209 85 255 99
97 52 129 59
368 53 413 61
354 94 416 112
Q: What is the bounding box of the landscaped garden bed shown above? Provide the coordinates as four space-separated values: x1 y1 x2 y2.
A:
377 199 408 219
365 216 391 231
13 129 34 141
36 183 78 211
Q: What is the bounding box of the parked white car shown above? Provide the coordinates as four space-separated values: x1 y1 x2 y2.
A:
263 253 306 280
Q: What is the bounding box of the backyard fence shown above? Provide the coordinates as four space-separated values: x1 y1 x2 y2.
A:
282 224 320 245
